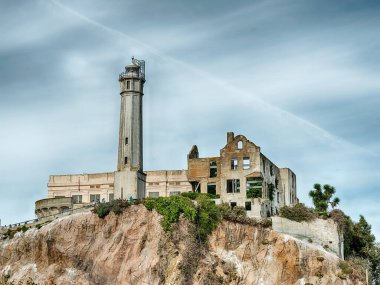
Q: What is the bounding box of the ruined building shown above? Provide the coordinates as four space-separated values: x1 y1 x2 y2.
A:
35 59 298 219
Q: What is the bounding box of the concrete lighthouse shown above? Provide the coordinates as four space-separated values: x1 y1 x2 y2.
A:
114 57 146 200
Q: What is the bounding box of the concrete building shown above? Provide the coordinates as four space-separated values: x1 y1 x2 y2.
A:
187 132 297 217
35 58 297 219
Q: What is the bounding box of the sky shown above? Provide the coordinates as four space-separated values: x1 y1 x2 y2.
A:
0 0 379 238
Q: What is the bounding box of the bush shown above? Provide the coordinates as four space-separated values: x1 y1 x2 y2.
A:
144 195 220 242
279 203 317 222
180 192 220 200
93 199 131 218
247 188 262 199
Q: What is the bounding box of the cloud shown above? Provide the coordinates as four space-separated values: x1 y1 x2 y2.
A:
0 0 379 240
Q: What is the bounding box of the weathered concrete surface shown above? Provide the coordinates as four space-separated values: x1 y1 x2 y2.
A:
0 205 363 285
272 216 344 258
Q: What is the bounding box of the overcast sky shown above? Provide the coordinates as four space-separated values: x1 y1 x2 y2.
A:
0 0 379 238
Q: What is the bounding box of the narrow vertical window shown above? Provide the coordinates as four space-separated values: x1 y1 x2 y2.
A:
125 137 128 144
237 141 243 149
209 161 217 177
243 156 250 170
231 157 238 170
124 156 128 164
207 182 216 195
126 80 130 89
245 201 252 211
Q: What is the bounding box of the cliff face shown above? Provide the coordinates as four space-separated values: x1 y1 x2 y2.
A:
0 205 365 285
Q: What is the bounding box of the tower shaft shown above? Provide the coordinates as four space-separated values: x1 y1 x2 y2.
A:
114 58 146 200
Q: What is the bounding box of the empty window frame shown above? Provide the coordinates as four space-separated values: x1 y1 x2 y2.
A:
125 137 128 144
124 156 128 165
237 141 243 149
245 201 252 211
72 195 82 204
90 194 101 203
209 160 217 177
231 157 238 170
246 177 263 198
226 179 240 193
126 80 130 89
207 182 216 195
109 193 114 202
243 156 250 170
149 192 160 197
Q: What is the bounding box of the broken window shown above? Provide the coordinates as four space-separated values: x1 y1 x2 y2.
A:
125 137 128 144
149 192 160 197
126 80 130 89
72 195 82 204
231 157 238 170
124 156 128 165
246 177 262 198
207 182 216 195
243 156 250 170
226 179 240 193
209 160 217 177
237 141 243 149
245 201 252 211
90 194 100 203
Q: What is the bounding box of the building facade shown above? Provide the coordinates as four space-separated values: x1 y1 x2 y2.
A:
35 59 297 219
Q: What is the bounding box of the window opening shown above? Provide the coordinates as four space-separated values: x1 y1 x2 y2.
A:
230 202 237 208
90 194 100 203
209 160 217 177
245 201 252 211
226 179 240 193
126 80 130 89
207 182 216 195
125 137 128 144
237 141 243 149
231 158 238 170
246 177 262 198
72 195 82 204
149 192 160 197
243 156 250 170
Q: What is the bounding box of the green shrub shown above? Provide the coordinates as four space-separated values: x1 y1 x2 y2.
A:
180 192 220 200
247 188 262 199
94 199 131 218
279 203 317 222
144 195 197 232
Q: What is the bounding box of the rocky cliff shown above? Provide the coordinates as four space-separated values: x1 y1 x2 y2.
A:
0 205 365 285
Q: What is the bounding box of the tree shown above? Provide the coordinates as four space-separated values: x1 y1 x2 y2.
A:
309 183 340 215
351 215 376 258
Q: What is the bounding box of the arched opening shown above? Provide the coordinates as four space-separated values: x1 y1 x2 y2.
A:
237 141 243 149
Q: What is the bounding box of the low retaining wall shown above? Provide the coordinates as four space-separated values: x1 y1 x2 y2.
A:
271 217 344 259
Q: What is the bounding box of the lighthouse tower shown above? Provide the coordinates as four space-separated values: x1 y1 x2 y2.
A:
114 58 146 200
